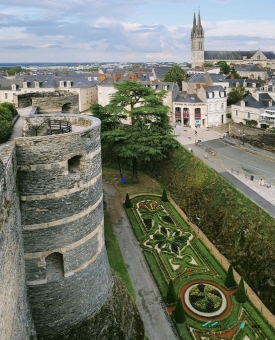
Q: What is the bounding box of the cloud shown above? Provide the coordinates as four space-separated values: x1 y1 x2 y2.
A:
0 1 274 62
3 45 35 50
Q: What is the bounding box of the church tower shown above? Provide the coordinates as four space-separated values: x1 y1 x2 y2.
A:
191 11 204 67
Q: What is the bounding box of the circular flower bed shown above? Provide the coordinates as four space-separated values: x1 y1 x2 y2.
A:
184 282 227 317
189 283 222 312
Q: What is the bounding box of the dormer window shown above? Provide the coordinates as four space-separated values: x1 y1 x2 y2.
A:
11 84 17 91
163 85 168 90
208 92 213 98
252 83 256 88
67 81 71 88
34 81 40 88
220 91 225 97
60 81 64 87
23 81 28 88
88 77 92 81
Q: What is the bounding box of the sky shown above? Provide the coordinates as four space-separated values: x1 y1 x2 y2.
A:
0 0 275 63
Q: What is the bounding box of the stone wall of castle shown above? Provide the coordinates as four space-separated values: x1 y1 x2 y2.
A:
14 92 79 114
15 114 113 338
0 146 34 340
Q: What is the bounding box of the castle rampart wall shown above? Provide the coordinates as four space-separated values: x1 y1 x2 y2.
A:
15 114 113 337
0 146 34 340
14 92 79 114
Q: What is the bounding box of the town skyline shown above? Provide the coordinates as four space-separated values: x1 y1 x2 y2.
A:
0 0 275 63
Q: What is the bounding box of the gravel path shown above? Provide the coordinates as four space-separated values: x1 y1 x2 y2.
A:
103 182 179 340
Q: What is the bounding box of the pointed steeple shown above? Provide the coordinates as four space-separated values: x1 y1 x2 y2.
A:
191 12 196 38
196 11 204 37
193 12 196 28
198 11 202 28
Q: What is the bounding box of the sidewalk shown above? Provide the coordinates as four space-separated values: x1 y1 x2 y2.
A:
228 170 275 206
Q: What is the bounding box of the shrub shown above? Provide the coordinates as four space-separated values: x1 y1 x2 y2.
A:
0 106 13 122
166 279 177 304
235 277 246 303
0 120 13 143
225 264 237 288
124 193 132 208
173 298 186 324
226 113 231 119
1 102 18 118
161 189 168 202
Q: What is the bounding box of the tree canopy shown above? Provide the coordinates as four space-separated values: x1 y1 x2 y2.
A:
163 65 185 90
227 86 249 106
216 61 232 75
91 80 178 183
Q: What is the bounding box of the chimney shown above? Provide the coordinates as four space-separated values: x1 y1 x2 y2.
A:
230 74 234 79
196 83 201 89
183 75 187 81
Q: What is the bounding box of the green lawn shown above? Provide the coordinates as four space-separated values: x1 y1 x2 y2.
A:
104 208 135 299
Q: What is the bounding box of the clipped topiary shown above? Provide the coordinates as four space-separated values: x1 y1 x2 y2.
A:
173 298 186 324
225 264 237 288
124 193 132 208
166 279 177 304
161 189 168 202
235 277 247 303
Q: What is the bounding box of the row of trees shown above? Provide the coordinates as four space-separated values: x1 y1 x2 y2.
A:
91 80 178 183
0 102 18 143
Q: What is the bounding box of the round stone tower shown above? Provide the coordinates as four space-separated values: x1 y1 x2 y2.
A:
15 114 113 338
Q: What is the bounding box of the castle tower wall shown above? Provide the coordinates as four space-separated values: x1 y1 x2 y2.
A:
0 146 34 340
15 114 113 338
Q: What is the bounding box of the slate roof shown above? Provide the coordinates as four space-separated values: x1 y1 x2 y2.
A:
187 74 206 83
205 85 225 92
204 51 275 60
174 92 202 103
153 66 171 80
0 79 23 90
234 64 261 72
235 93 274 109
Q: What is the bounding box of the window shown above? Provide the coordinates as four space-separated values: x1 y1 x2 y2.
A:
5 93 8 99
68 155 82 178
209 104 212 112
235 110 238 117
34 81 39 88
215 103 219 111
247 112 251 119
45 253 64 281
221 103 225 111
163 96 167 103
11 84 16 91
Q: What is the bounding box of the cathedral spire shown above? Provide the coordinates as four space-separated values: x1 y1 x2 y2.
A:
198 10 202 28
193 12 196 28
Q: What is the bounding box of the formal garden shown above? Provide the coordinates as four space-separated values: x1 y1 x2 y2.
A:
125 193 275 340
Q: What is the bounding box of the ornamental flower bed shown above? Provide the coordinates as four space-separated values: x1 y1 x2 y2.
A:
189 283 223 313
